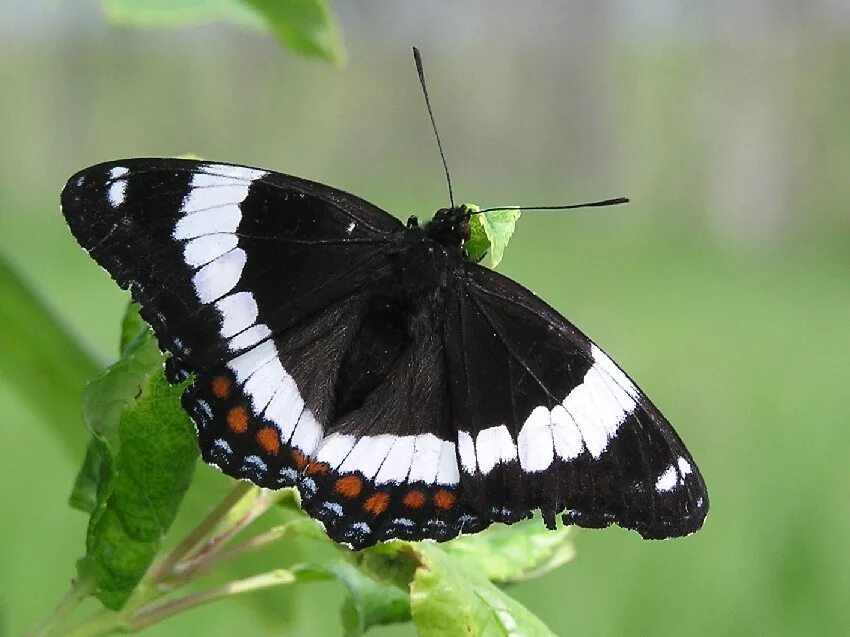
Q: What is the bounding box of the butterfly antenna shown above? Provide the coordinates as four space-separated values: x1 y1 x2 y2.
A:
413 46 455 209
475 197 630 215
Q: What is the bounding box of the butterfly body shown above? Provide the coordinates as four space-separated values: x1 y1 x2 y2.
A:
62 158 708 549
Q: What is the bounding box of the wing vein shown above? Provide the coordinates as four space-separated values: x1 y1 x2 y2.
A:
467 291 560 404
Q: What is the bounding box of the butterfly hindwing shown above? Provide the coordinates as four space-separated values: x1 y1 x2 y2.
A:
292 301 485 547
451 263 709 538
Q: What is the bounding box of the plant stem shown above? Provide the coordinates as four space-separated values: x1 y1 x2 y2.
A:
184 523 294 577
129 570 296 631
182 488 279 561
164 487 283 587
27 577 94 637
62 570 297 637
144 481 255 584
63 610 126 637
33 484 299 637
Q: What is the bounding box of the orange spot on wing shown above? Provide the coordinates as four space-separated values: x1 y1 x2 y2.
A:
291 450 309 470
334 475 363 499
305 462 329 476
227 405 249 434
363 492 390 516
256 427 280 455
403 490 426 509
433 489 455 510
212 376 231 400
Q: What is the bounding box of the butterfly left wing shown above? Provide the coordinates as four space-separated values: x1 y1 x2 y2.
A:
62 158 404 495
446 263 709 539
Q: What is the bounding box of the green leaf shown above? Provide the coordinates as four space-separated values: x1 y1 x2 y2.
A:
463 204 522 269
442 517 575 583
76 306 198 609
355 542 419 591
409 543 557 637
119 301 148 355
0 255 99 459
303 561 411 636
241 0 347 66
69 301 150 514
68 439 105 514
100 0 347 65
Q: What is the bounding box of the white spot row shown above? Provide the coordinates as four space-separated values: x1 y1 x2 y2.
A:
174 165 266 239
457 425 518 475
244 455 267 472
313 432 460 486
170 166 324 459
459 345 642 476
175 166 266 304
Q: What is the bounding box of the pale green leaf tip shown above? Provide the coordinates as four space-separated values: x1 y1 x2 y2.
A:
462 203 522 269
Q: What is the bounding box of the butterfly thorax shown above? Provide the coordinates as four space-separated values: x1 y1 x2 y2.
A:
389 207 470 301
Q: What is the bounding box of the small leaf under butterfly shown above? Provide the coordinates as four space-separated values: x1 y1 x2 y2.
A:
74 305 197 609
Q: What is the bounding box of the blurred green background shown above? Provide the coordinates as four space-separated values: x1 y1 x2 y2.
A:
2 1 849 635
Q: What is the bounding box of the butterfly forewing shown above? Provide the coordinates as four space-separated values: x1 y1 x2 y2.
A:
62 159 400 368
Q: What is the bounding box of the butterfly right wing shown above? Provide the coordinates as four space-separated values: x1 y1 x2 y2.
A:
444 263 709 539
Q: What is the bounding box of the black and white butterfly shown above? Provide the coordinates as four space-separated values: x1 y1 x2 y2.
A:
61 158 708 549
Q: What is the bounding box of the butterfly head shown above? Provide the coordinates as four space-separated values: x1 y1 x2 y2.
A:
422 205 473 249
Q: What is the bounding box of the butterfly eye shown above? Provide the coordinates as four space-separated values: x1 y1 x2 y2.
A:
458 220 470 240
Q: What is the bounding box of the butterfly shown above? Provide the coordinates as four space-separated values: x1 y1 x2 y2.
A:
61 158 708 549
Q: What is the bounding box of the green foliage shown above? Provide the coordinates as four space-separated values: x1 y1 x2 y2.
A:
464 204 523 269
323 521 573 636
100 0 346 65
336 521 574 636
442 516 574 583
299 561 411 635
0 257 98 459
68 440 105 514
74 306 198 609
410 543 558 637
242 0 347 65
101 0 258 26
